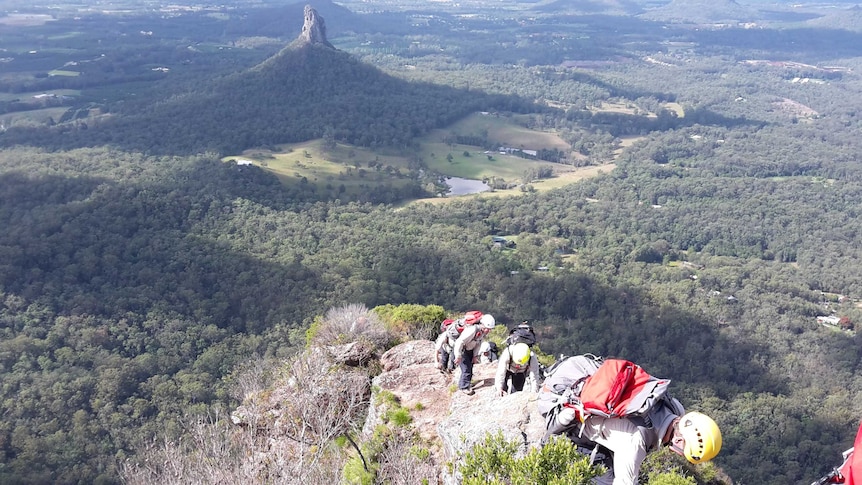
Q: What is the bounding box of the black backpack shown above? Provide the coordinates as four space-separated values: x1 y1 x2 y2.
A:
505 322 537 347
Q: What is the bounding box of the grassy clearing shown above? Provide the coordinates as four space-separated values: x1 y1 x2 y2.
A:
590 101 640 116
590 100 685 119
418 141 563 181
438 112 571 151
408 163 616 206
224 140 415 198
665 102 685 117
613 135 645 158
48 70 80 77
225 111 616 202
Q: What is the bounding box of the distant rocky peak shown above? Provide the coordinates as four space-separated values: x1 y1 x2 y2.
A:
297 5 333 48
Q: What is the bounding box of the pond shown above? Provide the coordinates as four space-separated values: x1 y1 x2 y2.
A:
445 176 490 196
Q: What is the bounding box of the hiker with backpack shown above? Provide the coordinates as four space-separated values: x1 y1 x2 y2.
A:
479 340 499 363
538 354 722 485
434 319 456 374
494 342 540 396
450 311 496 395
504 320 537 348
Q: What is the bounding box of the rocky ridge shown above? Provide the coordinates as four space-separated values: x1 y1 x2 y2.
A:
231 339 546 483
364 339 546 484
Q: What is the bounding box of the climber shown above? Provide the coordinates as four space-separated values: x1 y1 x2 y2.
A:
479 340 499 363
452 313 496 395
494 342 540 396
434 325 455 374
540 354 722 485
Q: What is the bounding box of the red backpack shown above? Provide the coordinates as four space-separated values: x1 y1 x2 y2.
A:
538 355 674 421
446 311 484 340
578 358 671 419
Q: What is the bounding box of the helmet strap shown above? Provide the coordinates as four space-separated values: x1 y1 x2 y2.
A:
666 418 685 454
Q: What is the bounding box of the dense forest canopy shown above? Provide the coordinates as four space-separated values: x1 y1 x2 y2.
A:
3 0 862 484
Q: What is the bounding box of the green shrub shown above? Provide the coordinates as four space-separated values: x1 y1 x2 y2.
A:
373 303 447 341
385 407 413 427
305 315 325 347
460 432 603 485
640 448 731 485
343 454 375 485
648 472 697 485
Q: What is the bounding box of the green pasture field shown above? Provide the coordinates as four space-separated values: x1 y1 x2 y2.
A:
417 141 561 181
440 112 571 151
224 140 416 198
224 111 617 202
48 69 80 77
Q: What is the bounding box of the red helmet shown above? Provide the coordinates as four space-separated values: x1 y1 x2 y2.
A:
440 318 454 332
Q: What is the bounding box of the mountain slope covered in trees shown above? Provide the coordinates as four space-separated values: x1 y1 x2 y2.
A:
3 134 862 483
3 1 862 484
0 40 534 156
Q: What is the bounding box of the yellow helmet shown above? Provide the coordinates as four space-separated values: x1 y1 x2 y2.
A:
510 343 531 366
678 412 722 464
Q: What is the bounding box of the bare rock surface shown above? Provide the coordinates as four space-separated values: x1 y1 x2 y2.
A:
366 340 546 483
297 5 334 48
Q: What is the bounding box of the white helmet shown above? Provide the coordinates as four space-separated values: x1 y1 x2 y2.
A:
479 314 496 329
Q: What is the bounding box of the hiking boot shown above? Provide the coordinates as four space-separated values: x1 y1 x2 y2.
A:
460 388 475 396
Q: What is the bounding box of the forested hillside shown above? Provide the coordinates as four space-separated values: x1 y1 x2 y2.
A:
3 0 862 484
3 134 862 483
0 42 534 156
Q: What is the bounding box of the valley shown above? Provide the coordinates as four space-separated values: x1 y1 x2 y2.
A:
2 1 862 484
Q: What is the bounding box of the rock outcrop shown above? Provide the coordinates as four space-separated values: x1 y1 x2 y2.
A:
366 340 547 484
231 339 546 483
297 5 334 48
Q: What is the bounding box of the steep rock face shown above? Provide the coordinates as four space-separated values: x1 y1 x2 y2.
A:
363 340 452 444
365 340 546 484
231 340 546 483
297 5 334 48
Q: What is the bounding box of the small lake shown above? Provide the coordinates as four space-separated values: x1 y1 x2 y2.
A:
445 177 490 196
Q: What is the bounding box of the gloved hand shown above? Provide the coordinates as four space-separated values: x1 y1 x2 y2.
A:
472 356 479 364
498 388 507 397
454 357 462 366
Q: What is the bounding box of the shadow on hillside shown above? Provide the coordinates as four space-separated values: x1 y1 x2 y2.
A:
0 160 322 335
1 153 858 484
691 27 862 59
584 106 764 137
465 271 786 398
